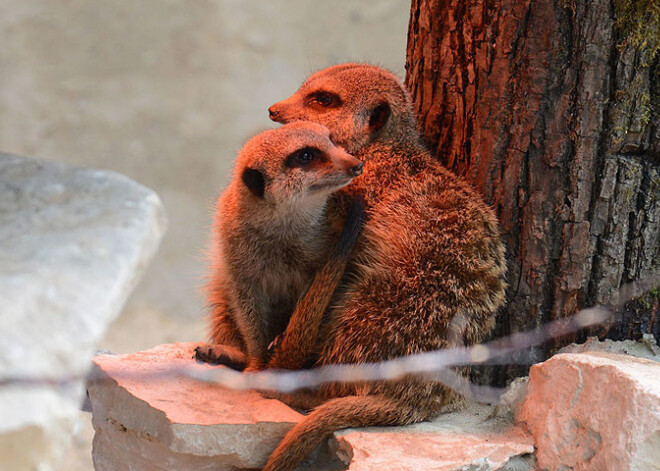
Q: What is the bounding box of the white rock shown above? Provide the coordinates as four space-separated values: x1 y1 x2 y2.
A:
558 335 660 362
330 403 535 471
518 352 660 471
88 343 536 471
88 342 304 471
0 153 166 471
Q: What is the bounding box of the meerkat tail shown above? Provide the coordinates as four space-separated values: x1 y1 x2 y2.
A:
263 395 406 471
267 195 365 370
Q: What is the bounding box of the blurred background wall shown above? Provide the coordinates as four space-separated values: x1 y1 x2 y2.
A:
0 1 410 353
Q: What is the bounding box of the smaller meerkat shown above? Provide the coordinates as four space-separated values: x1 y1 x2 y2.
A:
195 121 364 371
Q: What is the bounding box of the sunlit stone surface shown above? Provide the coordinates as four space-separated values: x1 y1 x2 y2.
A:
519 352 660 471
88 343 304 471
331 405 535 471
89 343 535 470
89 342 660 470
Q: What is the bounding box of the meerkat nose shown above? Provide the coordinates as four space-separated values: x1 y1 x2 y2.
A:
268 106 280 121
350 162 364 177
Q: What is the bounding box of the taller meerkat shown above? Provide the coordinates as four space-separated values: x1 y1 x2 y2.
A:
261 64 507 471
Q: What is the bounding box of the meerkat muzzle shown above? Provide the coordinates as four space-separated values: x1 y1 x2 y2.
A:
337 153 363 177
268 105 281 121
350 162 364 176
268 99 295 123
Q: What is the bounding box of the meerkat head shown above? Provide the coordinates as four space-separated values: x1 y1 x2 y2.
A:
235 121 363 210
268 63 417 154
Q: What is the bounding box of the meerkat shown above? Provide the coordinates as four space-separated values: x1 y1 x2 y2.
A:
259 64 507 471
194 121 364 372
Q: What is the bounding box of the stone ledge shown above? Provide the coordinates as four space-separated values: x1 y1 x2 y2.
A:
331 407 534 471
88 342 534 470
88 342 660 470
88 343 303 470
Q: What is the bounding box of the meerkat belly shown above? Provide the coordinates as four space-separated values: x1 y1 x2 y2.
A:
257 261 315 335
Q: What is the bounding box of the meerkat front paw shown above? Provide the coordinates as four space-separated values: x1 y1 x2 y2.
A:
194 343 247 371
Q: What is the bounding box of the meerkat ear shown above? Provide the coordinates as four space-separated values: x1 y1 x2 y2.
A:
241 168 265 198
368 102 391 133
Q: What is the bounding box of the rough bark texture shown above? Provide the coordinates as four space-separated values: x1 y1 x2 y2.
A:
406 0 660 381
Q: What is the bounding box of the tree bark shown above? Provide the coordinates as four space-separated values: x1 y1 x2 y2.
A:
406 0 660 379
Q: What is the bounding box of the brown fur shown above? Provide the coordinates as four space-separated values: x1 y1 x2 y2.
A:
196 121 363 371
262 63 507 471
266 194 364 371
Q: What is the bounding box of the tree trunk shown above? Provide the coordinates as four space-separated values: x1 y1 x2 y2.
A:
405 0 660 380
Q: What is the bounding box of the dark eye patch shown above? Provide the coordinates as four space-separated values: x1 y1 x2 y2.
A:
285 147 324 168
306 91 342 109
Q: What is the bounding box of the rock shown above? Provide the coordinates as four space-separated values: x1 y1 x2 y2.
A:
88 343 536 471
518 352 660 471
496 377 529 418
330 403 535 471
0 153 166 471
558 334 660 362
88 342 304 470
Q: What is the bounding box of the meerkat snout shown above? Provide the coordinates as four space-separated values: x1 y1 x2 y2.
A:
330 148 363 177
268 101 291 123
350 161 363 176
268 94 303 125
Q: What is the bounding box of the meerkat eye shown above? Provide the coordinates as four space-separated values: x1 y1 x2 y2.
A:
307 91 341 109
285 147 321 168
315 94 333 106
